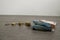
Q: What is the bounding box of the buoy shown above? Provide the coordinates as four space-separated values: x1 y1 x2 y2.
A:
18 22 24 26
5 24 10 26
25 22 31 27
11 22 16 26
18 22 22 26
